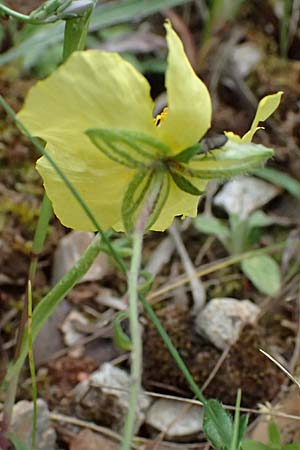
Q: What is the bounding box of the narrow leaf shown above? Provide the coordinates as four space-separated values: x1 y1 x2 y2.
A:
113 312 132 351
193 215 230 246
241 254 281 296
248 210 274 229
238 415 248 448
230 389 242 450
268 421 281 446
253 167 300 199
242 440 269 450
170 172 203 195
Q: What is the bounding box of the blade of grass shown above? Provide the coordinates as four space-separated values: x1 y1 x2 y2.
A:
230 389 242 450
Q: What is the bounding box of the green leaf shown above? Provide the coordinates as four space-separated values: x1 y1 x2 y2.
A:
86 128 167 168
282 444 300 450
242 440 269 450
63 10 93 61
203 399 233 450
238 415 249 448
248 211 274 229
268 421 281 446
170 172 203 195
253 167 300 199
113 312 132 351
173 144 201 163
241 254 281 296
7 434 31 450
193 215 230 247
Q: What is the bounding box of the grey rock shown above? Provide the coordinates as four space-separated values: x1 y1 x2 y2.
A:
195 298 260 349
74 362 151 433
11 399 56 450
214 176 280 219
52 231 109 284
146 399 203 440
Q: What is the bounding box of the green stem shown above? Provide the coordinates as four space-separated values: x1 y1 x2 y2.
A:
0 4 33 22
121 179 162 450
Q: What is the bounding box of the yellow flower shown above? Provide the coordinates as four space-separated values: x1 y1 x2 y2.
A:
17 22 277 232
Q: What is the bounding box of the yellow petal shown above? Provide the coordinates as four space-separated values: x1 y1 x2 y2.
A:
36 144 132 231
224 131 242 143
242 91 283 142
151 176 207 231
157 21 212 153
18 50 156 152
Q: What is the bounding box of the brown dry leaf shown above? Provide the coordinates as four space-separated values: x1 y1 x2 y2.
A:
70 429 119 450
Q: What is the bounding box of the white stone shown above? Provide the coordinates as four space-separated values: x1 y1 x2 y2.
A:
146 399 203 439
52 231 109 284
11 399 56 450
232 42 262 78
195 298 260 350
74 363 151 433
214 176 280 219
61 310 89 346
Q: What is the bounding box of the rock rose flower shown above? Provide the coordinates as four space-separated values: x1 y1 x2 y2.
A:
18 22 280 232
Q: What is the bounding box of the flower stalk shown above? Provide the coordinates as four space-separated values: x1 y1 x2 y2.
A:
122 178 163 450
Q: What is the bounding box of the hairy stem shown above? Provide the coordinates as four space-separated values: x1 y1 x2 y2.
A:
121 180 162 450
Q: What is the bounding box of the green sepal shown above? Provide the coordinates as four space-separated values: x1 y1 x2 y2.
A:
170 171 203 195
122 170 170 233
190 142 274 180
173 144 201 163
113 312 132 351
86 128 169 169
146 172 170 230
122 170 154 232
